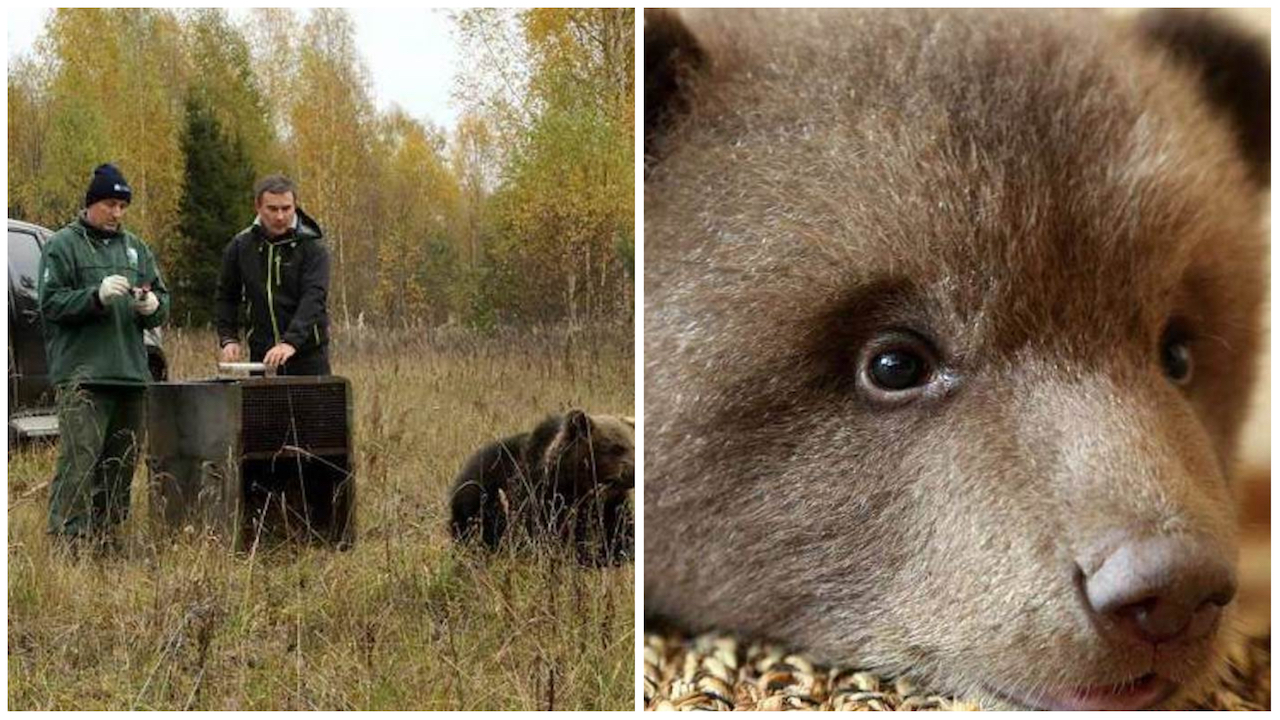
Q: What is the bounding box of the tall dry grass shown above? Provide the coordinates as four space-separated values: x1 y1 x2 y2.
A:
8 323 635 710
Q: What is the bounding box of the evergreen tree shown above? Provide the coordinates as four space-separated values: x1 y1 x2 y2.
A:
171 94 255 326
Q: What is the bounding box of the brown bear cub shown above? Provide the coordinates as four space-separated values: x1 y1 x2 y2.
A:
645 9 1268 711
450 410 634 565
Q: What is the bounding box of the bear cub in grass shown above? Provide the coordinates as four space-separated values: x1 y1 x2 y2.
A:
450 410 634 565
645 9 1268 711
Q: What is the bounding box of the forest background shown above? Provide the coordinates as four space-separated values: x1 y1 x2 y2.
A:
8 7 635 330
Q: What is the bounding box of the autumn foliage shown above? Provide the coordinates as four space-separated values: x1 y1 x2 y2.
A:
8 8 635 328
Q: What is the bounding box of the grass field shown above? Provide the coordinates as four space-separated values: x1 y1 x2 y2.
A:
8 324 635 710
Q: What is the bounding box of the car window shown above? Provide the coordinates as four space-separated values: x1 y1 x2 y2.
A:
8 229 43 298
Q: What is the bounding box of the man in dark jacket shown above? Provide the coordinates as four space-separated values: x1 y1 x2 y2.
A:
38 162 170 544
215 174 331 375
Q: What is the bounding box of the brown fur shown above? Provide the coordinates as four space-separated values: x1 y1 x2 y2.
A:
450 410 635 565
644 9 1268 708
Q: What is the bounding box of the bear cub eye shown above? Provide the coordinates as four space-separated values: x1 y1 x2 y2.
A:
857 330 942 402
1160 324 1193 385
870 350 927 390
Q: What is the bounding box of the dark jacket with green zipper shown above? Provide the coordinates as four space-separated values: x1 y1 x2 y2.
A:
37 215 171 386
215 207 331 362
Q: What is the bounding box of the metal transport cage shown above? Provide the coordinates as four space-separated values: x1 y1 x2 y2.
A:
146 375 355 549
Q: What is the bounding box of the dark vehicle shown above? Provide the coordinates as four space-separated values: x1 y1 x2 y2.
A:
8 218 167 441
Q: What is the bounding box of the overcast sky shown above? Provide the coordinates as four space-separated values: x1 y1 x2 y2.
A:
6 7 462 130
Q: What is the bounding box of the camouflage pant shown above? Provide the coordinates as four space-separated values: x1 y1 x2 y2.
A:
47 385 146 537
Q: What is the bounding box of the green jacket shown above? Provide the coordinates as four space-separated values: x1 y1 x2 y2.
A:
37 215 170 386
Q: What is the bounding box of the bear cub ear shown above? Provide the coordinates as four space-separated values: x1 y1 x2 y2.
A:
565 409 593 440
645 8 707 166
1137 9 1270 186
540 410 593 466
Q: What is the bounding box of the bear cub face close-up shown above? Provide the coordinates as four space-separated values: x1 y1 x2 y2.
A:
451 410 635 566
644 9 1268 710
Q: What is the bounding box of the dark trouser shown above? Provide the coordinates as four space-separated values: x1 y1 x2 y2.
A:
251 346 330 376
48 384 146 537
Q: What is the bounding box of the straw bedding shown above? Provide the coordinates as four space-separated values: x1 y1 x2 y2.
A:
643 630 1270 711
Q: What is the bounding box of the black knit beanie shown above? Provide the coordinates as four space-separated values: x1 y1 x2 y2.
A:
84 163 133 207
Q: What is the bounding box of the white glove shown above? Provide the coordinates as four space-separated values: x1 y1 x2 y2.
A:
98 275 131 304
133 290 159 316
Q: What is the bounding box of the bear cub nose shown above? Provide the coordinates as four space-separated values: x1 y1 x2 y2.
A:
1084 535 1236 645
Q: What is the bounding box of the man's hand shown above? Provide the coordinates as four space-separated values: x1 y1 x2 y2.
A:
263 343 296 368
220 342 242 363
132 290 159 316
98 275 131 305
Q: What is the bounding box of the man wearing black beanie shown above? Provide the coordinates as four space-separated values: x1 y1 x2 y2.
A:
37 162 171 552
